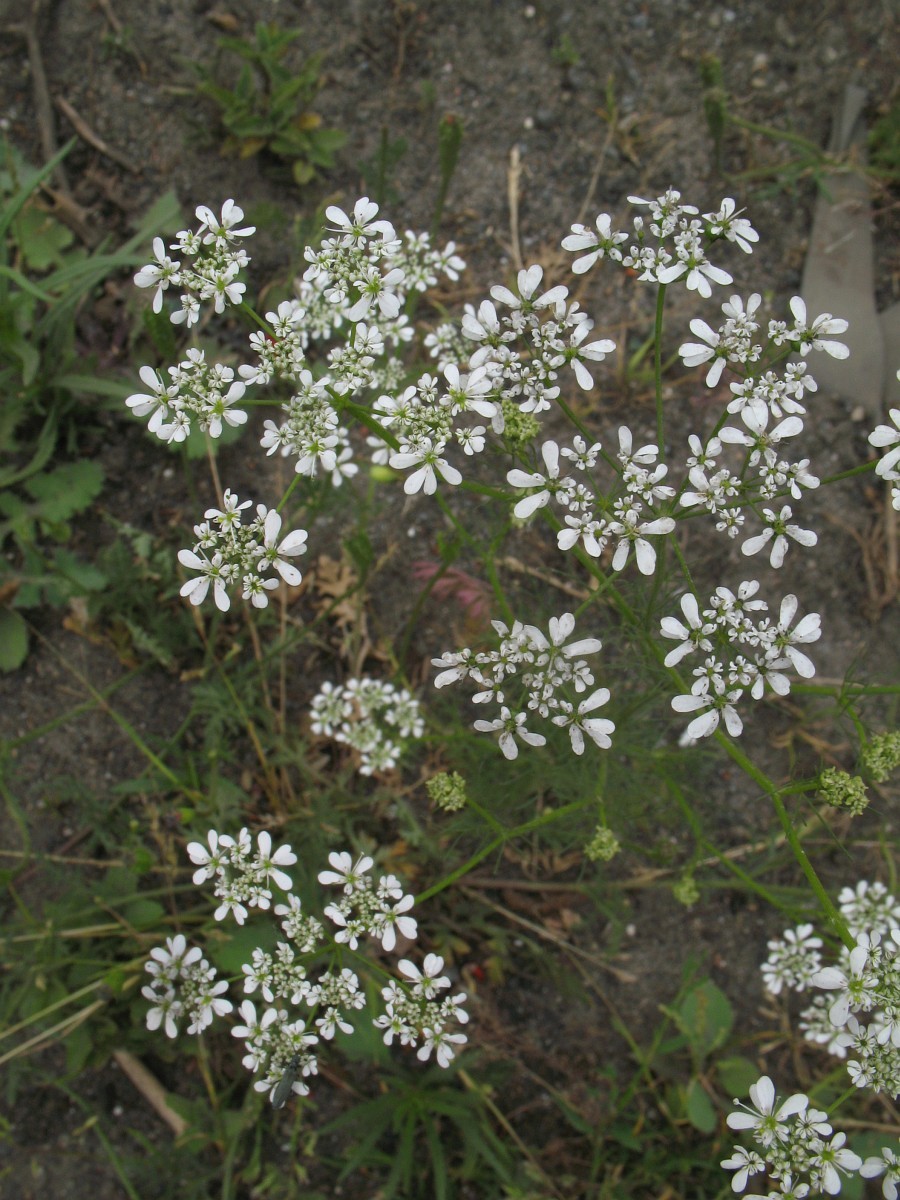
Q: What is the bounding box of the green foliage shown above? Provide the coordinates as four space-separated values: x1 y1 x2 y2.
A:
433 114 463 236
360 126 409 208
869 92 900 182
193 21 347 186
697 53 853 196
550 33 581 70
322 1064 515 1200
0 137 178 667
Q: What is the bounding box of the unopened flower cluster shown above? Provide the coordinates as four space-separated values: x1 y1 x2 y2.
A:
143 833 468 1106
660 582 821 741
722 1074 861 1196
178 490 307 611
310 677 424 775
433 612 614 758
761 881 900 1100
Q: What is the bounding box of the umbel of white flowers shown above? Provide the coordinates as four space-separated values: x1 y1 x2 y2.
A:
143 832 469 1107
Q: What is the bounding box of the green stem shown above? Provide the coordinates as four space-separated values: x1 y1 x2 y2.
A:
714 733 853 947
418 796 596 903
654 283 667 460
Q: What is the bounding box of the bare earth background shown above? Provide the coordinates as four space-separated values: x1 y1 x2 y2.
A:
0 0 898 1197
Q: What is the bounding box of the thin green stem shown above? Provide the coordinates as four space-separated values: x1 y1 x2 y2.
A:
418 796 597 903
654 283 667 460
715 733 853 947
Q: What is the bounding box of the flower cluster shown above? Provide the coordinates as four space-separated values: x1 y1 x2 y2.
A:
723 1074 861 1196
134 199 254 327
426 770 468 812
861 730 900 783
178 491 307 612
660 583 821 740
309 677 424 775
433 612 613 758
394 262 619 493
187 827 299 925
508 429 675 572
143 835 468 1106
563 190 753 297
142 933 232 1039
761 882 900 1100
126 348 248 445
374 953 469 1068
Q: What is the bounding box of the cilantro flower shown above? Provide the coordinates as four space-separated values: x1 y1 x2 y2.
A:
741 506 816 569
861 1145 900 1200
473 706 546 759
726 1075 808 1147
507 439 575 518
134 236 181 312
869 407 900 480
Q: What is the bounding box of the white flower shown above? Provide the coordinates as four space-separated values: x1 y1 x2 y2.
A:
808 1131 862 1195
178 549 231 611
672 687 743 740
418 1025 467 1068
259 510 308 585
741 506 816 568
869 408 900 479
726 1075 808 1147
679 318 727 387
399 954 451 998
134 236 181 312
810 936 879 1026
507 440 573 518
195 199 255 245
770 594 821 678
552 689 615 754
860 1146 900 1200
704 198 759 254
524 611 603 660
608 507 675 575
318 851 374 893
186 829 234 884
126 364 175 436
390 439 462 495
254 830 296 892
325 196 395 243
720 1145 766 1193
490 263 568 311
473 706 546 759
561 212 627 273
785 295 849 359
660 593 714 666
556 320 617 390
378 894 417 952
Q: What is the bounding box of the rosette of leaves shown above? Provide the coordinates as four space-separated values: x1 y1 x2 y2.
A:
194 22 347 186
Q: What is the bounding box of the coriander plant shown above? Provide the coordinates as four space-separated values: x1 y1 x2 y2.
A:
124 187 900 1192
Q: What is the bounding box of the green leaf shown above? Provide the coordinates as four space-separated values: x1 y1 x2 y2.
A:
685 1078 717 1132
25 461 104 522
50 549 107 592
122 898 166 929
215 917 277 974
717 1055 762 1097
0 608 29 670
676 978 733 1059
64 1019 95 1077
